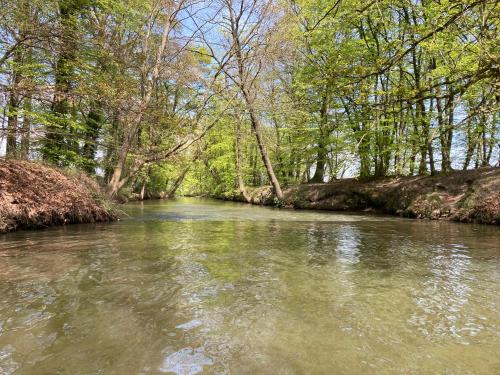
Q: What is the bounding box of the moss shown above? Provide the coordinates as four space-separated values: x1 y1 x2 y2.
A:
215 168 500 225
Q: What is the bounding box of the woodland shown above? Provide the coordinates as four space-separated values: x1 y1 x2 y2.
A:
1 0 498 201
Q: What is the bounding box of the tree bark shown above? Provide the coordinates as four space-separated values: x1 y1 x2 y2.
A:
311 90 329 183
226 0 284 201
82 104 103 174
244 93 284 200
106 8 173 198
166 166 190 198
6 90 18 158
19 96 31 159
6 41 23 158
234 118 251 202
140 183 146 201
43 0 79 164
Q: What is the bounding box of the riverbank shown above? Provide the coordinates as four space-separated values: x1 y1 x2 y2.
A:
220 168 500 225
0 159 117 233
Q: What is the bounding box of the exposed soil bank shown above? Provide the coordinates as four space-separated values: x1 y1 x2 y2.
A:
0 159 117 233
221 168 500 225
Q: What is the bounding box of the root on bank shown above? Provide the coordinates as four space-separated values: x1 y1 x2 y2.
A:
220 168 500 225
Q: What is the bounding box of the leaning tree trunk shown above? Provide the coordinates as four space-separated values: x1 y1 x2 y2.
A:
234 119 251 202
227 3 284 202
244 93 284 201
167 166 191 198
107 135 131 198
106 8 172 198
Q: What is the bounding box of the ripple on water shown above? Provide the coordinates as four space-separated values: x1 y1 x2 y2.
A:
159 347 213 375
0 199 499 374
0 345 19 375
176 320 203 330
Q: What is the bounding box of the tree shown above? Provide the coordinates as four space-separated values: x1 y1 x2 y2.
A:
201 0 286 200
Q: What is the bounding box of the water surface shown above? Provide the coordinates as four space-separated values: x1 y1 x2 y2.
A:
1 198 499 374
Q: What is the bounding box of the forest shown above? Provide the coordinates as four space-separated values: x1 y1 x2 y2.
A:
1 0 499 201
1 2 500 373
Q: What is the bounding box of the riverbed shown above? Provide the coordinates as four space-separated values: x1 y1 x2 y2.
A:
1 198 499 374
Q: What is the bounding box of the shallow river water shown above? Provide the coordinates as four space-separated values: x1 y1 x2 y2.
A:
0 198 499 374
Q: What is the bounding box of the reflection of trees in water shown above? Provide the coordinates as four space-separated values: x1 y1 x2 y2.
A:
335 225 362 265
302 221 423 272
0 226 101 368
1 207 499 373
197 220 296 372
408 243 483 341
304 223 361 266
172 219 384 373
0 222 188 374
150 219 287 374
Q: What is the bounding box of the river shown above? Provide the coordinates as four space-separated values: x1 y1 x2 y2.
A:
0 198 499 374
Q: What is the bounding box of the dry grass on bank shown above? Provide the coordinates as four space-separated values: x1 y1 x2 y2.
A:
0 159 117 233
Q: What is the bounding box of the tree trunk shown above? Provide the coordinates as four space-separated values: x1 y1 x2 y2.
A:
107 137 131 198
19 96 31 159
416 99 428 174
235 119 251 202
140 183 146 201
82 104 103 173
311 90 329 183
227 3 284 201
463 124 476 170
6 90 18 158
437 85 454 172
244 94 284 200
427 96 436 175
43 0 79 164
6 43 23 158
167 166 190 198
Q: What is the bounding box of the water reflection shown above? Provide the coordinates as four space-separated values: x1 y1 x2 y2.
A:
160 347 213 375
0 345 19 375
0 198 499 374
336 225 361 265
409 243 479 342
